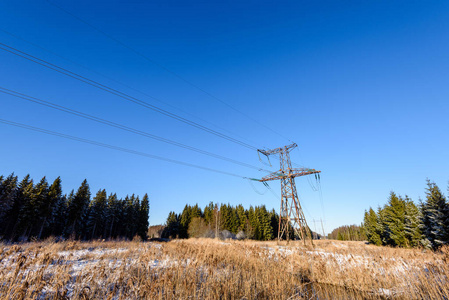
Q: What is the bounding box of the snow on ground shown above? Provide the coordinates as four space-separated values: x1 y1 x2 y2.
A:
0 242 177 298
2 240 446 298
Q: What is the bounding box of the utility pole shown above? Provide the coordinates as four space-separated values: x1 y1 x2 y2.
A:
320 218 326 240
258 143 320 243
312 219 319 240
214 203 219 239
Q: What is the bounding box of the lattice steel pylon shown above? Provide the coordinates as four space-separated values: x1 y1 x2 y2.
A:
258 143 321 243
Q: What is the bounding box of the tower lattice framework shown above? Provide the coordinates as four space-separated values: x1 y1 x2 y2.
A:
258 143 321 242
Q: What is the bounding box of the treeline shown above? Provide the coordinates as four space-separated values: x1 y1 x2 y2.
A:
364 181 449 249
0 173 149 242
327 224 366 241
163 203 280 241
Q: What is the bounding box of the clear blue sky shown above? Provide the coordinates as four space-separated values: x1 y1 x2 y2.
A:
1 0 448 234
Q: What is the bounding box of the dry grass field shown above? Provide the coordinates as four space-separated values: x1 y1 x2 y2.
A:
0 238 448 299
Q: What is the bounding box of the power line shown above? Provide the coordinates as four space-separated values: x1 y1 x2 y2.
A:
0 42 258 151
45 0 292 143
0 86 272 173
0 28 259 148
0 42 307 171
0 118 250 179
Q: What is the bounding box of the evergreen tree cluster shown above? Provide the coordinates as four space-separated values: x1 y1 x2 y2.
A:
327 224 366 241
163 202 278 241
363 181 449 249
0 173 149 241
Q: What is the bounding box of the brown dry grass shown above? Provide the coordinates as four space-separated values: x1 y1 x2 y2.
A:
0 238 447 299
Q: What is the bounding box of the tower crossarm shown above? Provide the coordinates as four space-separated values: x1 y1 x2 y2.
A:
257 143 297 156
259 168 320 182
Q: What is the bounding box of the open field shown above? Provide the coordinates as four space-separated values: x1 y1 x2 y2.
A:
0 238 448 299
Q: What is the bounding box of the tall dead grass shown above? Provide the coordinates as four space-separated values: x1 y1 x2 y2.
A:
0 238 447 299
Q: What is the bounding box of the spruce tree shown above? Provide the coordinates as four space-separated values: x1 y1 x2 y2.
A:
247 206 257 239
51 193 68 238
363 208 382 246
259 205 273 240
191 204 202 219
269 209 279 239
66 179 91 238
32 177 50 239
383 192 407 247
16 176 34 239
105 193 119 239
164 211 180 238
227 205 239 233
0 174 18 223
123 194 139 239
203 202 215 226
377 206 388 245
133 195 141 238
87 189 108 239
403 196 424 247
0 173 18 238
219 204 230 232
422 180 448 248
236 204 247 232
179 205 192 238
45 177 63 238
138 193 150 240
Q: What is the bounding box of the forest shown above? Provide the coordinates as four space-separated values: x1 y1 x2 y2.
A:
162 203 283 241
0 173 149 241
364 180 449 249
327 224 366 241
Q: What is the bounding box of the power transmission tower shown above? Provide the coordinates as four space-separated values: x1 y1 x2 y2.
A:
258 143 321 243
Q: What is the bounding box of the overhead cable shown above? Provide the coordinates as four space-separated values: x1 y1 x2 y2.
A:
0 118 250 179
0 28 259 148
0 42 258 151
46 0 292 143
0 86 271 173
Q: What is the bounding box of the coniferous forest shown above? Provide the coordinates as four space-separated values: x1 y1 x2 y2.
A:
327 224 366 241
162 203 282 241
364 180 449 249
0 173 149 242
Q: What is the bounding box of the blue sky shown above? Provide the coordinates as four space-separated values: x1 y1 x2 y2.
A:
1 0 448 234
